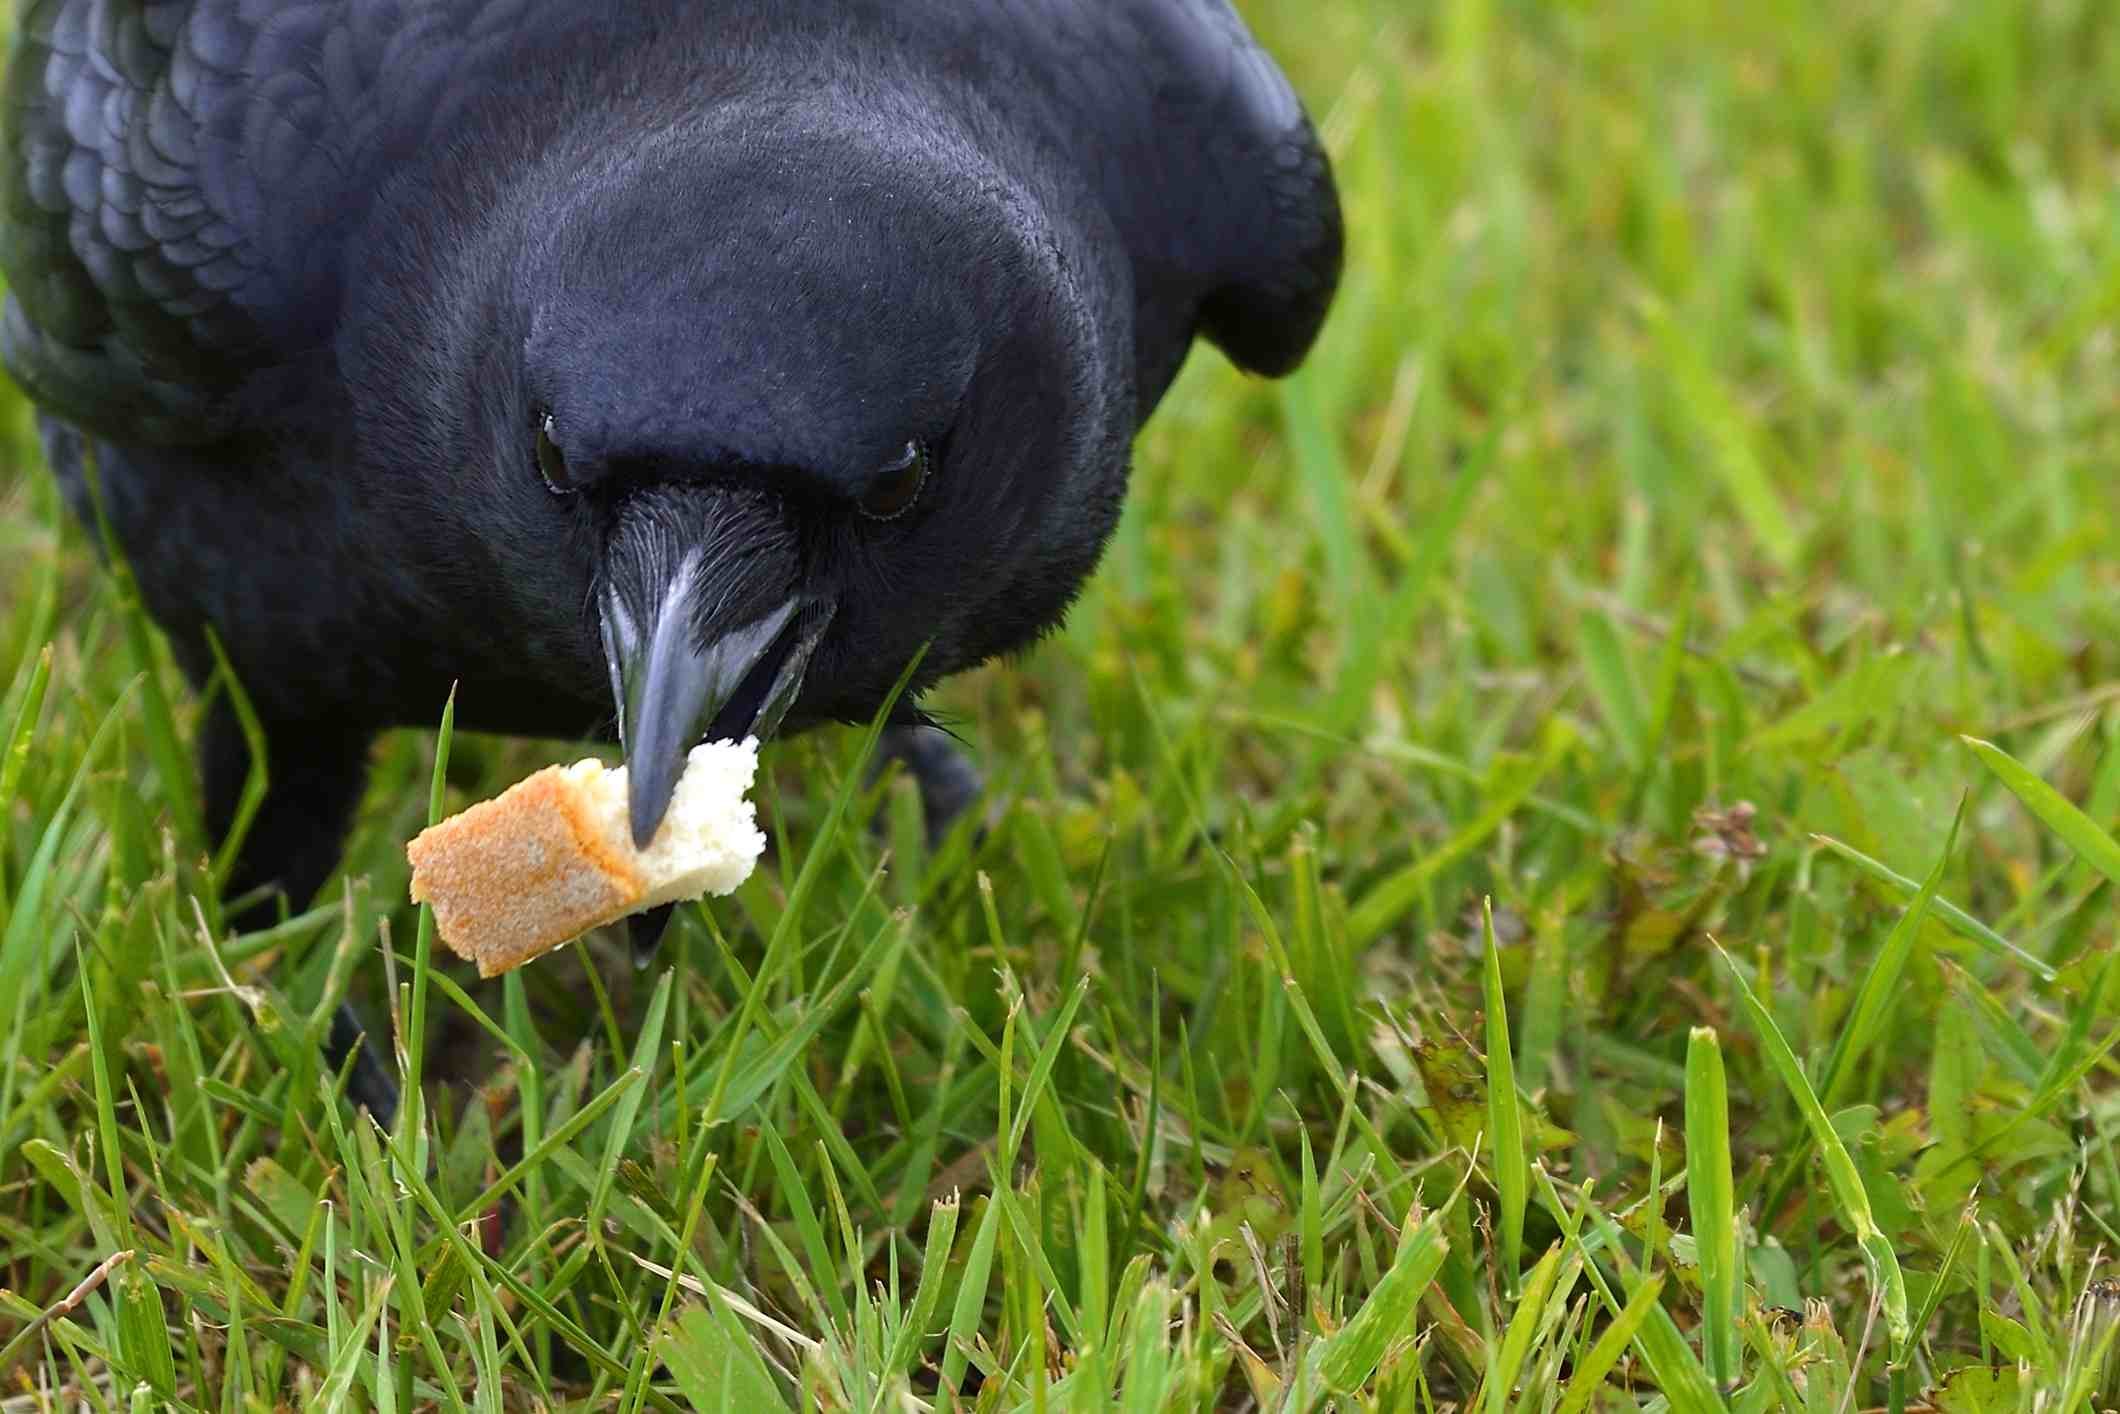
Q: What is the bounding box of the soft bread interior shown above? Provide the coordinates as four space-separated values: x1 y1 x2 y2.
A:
559 742 767 909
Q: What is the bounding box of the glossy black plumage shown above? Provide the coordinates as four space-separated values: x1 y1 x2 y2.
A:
3 0 1341 1111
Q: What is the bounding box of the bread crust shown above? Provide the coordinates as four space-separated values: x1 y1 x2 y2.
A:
407 765 647 977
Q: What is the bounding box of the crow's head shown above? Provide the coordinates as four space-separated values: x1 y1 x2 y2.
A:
404 104 1131 845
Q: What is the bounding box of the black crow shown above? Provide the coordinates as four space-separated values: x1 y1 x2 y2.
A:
3 0 1341 1111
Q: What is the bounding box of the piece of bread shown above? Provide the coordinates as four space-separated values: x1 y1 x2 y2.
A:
407 739 766 977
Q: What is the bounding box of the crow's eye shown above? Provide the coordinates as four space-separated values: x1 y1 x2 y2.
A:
535 413 576 494
859 440 929 521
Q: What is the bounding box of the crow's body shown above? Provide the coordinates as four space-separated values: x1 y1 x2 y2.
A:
4 0 1339 1110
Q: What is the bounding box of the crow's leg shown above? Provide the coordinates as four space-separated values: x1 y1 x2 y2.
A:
874 724 984 845
202 705 372 921
323 1001 398 1126
201 704 396 1121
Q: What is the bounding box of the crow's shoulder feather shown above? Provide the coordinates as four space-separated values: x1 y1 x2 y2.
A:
0 0 537 443
966 0 1342 377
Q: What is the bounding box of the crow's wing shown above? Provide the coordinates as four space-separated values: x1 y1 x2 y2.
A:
0 0 534 444
980 0 1343 377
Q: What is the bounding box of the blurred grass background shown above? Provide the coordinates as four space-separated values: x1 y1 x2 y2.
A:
3 0 2120 1407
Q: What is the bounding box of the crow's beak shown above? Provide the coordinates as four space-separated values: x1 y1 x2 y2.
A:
602 560 831 850
598 488 832 844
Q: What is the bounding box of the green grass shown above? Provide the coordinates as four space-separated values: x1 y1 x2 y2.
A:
5 0 2120 1406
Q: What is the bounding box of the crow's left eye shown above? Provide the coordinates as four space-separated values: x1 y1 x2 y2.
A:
859 440 929 521
535 413 577 494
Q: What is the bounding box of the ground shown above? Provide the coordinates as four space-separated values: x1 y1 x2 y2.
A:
3 0 2120 1408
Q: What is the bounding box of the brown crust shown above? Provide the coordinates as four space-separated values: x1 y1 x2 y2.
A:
407 766 645 977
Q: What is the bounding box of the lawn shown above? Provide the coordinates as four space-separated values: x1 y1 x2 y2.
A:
4 0 2120 1408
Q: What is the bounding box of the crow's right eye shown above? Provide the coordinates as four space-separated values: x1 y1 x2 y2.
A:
858 440 930 521
536 413 576 494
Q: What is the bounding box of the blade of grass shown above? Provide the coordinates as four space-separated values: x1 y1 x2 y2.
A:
586 972 672 1231
1716 943 1909 1356
1552 1275 1668 1414
1810 833 2054 980
202 627 269 893
1686 1028 1740 1391
1962 735 2120 888
1303 1203 1451 1394
1485 1243 1563 1414
1817 798 1964 1109
398 684 456 1178
1482 898 1527 1287
940 1191 1005 1394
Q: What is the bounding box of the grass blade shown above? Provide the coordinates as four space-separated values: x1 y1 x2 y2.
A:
1483 898 1527 1287
1962 735 2120 888
1810 833 2054 980
1553 1275 1668 1414
1816 798 1964 1109
398 684 456 1176
1304 1204 1451 1393
1686 1028 1740 1391
1718 944 1909 1355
